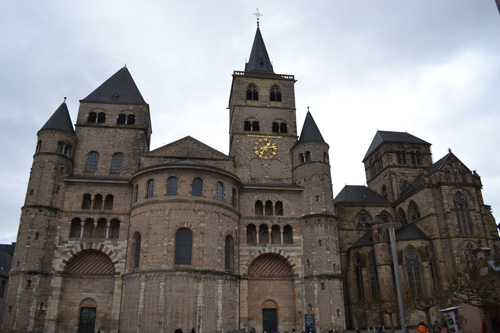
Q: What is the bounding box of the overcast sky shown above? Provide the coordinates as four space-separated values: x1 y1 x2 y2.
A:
1 1 499 244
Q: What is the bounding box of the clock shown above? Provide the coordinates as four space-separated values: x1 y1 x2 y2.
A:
253 137 278 159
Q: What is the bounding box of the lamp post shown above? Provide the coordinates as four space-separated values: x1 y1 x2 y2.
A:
372 215 406 333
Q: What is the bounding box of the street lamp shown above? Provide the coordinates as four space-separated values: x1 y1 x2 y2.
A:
372 215 406 333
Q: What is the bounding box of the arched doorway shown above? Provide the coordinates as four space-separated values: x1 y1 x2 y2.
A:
79 298 97 333
247 253 296 332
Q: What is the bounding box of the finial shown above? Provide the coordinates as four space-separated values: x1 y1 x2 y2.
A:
307 106 310 112
448 148 452 153
254 8 262 27
124 63 127 68
63 97 67 103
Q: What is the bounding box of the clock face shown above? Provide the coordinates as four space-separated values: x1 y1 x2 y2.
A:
253 137 278 159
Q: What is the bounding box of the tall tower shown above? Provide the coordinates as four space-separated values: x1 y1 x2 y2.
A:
3 102 76 332
228 26 297 183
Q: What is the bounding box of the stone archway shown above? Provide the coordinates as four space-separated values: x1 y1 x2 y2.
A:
247 253 296 332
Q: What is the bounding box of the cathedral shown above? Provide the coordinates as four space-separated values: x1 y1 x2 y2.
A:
2 24 499 333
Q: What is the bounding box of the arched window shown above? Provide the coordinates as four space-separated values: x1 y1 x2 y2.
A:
454 192 472 235
272 122 279 132
246 83 258 101
305 152 311 162
92 194 103 210
117 114 126 124
83 218 94 238
259 225 269 244
62 144 71 156
379 211 390 222
167 177 178 196
70 218 81 238
36 140 42 153
246 224 256 244
265 200 273 215
86 152 99 172
146 179 154 198
111 153 124 173
175 228 193 265
133 185 138 203
127 114 135 125
405 247 422 295
95 219 107 238
381 185 388 198
97 112 106 123
87 112 97 123
56 141 63 154
397 208 408 225
252 121 260 132
271 225 280 244
255 200 263 215
324 152 329 164
82 193 92 209
215 182 223 201
244 121 251 131
279 122 287 133
275 201 283 216
110 219 120 239
396 150 407 164
132 232 141 268
355 212 370 228
424 246 436 288
354 253 364 301
270 84 282 102
104 194 114 210
225 235 233 270
464 242 475 275
408 201 420 221
192 178 203 197
369 251 379 300
283 225 293 244
299 153 304 164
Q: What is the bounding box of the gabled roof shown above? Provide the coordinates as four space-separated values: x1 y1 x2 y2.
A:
334 185 390 204
146 136 231 160
349 230 373 250
297 111 325 144
0 250 13 278
82 67 146 105
363 130 430 161
39 102 75 136
396 223 430 241
245 27 274 74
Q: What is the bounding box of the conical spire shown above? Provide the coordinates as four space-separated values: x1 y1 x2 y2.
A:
245 27 274 73
297 110 325 144
39 101 75 136
82 67 146 104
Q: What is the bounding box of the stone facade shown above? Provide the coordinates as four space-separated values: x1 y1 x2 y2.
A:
2 26 499 333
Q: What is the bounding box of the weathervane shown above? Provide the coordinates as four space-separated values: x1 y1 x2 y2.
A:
254 8 262 27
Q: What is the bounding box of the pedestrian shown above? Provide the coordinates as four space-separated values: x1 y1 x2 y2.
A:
377 325 385 333
356 328 360 333
417 321 428 333
431 320 441 333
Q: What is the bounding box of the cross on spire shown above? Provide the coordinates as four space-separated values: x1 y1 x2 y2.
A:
254 8 262 27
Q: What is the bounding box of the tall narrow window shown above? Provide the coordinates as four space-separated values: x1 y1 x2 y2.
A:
246 224 257 244
36 140 42 153
127 114 135 125
271 225 280 244
259 225 269 244
408 201 421 221
405 247 422 295
175 228 193 265
117 114 126 124
270 85 282 102
272 122 279 132
275 201 283 216
132 232 141 268
111 153 124 173
56 141 63 154
225 235 233 270
354 253 364 301
454 192 472 235
280 122 287 133
246 83 258 101
283 225 293 244
369 251 379 300
110 219 120 239
324 152 329 164
192 178 203 197
396 150 407 164
104 194 114 210
244 121 251 131
146 179 154 198
167 177 178 196
87 112 97 123
86 152 99 172
397 208 408 225
62 144 71 156
134 185 138 203
82 194 92 209
231 188 237 207
70 218 81 238
95 219 107 238
305 152 311 162
255 200 263 215
265 200 273 216
215 182 223 201
83 219 94 238
92 194 103 210
252 121 260 131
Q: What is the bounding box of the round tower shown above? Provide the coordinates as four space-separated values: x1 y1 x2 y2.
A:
3 101 75 332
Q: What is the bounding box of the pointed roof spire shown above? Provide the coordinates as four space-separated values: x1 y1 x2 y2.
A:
39 99 75 136
82 67 146 104
245 23 274 74
297 108 325 144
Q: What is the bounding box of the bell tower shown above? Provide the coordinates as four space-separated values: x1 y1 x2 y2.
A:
228 25 297 184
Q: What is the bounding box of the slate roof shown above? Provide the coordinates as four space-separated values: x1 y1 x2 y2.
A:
396 223 430 241
0 243 15 256
334 185 390 204
245 27 275 74
363 130 430 162
39 102 75 136
0 251 13 278
297 111 325 144
349 230 373 249
82 67 146 104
